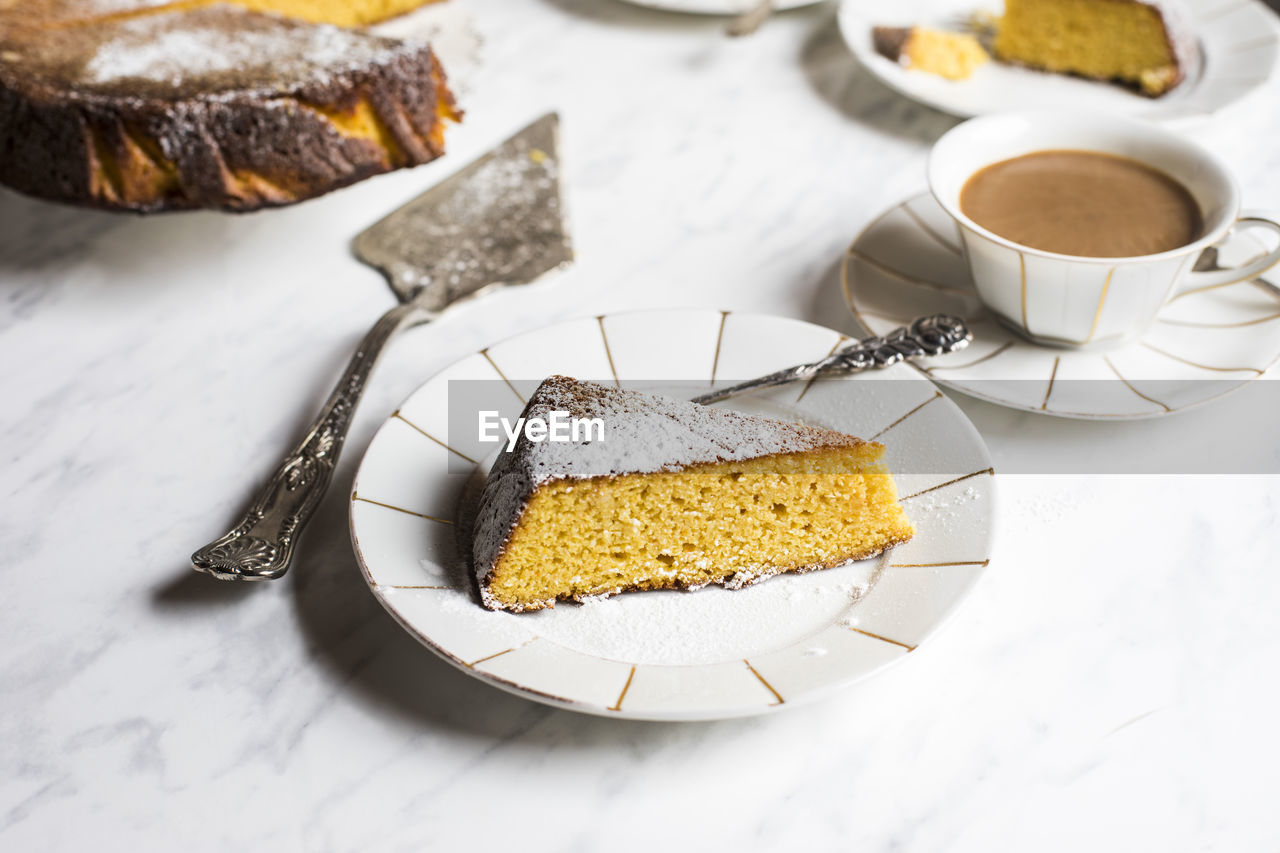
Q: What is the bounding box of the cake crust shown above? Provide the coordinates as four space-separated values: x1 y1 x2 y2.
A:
872 26 913 62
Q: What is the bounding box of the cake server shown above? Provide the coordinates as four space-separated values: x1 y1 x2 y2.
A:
192 112 572 581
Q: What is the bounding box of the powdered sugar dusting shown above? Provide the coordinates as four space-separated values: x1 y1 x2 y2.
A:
509 376 861 486
78 8 419 91
436 557 878 666
907 484 983 534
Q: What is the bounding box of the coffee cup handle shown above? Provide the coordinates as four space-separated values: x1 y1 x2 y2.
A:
1177 210 1280 292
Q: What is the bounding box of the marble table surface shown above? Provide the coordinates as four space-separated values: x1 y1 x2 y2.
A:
3 1 1279 849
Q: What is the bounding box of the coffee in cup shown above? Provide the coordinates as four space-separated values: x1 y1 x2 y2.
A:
928 110 1280 350
960 150 1202 259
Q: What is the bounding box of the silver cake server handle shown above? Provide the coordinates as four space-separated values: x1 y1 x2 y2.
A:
691 314 971 405
191 114 572 582
192 301 433 581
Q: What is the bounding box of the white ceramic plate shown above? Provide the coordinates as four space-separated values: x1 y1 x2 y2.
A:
839 0 1279 124
843 193 1280 419
618 0 820 15
350 309 996 720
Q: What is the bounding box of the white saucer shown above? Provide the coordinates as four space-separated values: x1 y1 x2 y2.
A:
350 309 996 720
842 193 1280 419
839 0 1279 124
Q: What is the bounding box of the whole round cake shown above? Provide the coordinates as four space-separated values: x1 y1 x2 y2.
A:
0 0 458 212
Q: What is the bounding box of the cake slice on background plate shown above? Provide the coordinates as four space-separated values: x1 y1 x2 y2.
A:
994 0 1198 96
473 376 915 613
873 25 991 81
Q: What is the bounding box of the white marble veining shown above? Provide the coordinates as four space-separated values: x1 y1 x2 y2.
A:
2 0 1279 849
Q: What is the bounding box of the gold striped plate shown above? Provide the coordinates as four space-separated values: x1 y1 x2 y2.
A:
843 193 1280 419
349 309 996 720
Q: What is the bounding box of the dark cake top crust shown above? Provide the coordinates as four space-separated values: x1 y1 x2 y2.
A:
0 5 431 101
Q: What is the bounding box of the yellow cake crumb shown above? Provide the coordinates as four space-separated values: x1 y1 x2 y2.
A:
903 28 991 81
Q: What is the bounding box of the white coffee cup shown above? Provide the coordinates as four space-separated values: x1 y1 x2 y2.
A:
927 110 1280 349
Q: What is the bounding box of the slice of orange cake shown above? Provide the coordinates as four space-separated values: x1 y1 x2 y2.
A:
472 376 914 612
994 0 1197 96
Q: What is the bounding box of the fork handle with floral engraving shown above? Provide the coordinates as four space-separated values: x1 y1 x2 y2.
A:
692 314 971 405
192 300 430 580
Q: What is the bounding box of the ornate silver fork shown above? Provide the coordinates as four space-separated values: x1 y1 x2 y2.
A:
692 314 970 405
